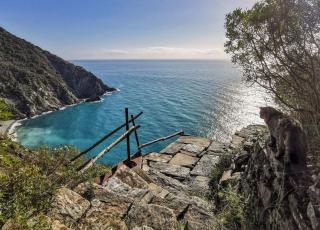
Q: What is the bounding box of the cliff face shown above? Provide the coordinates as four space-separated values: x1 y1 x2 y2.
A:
0 27 115 118
217 125 320 230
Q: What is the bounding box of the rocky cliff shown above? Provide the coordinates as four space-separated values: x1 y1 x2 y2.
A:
3 125 318 229
0 27 115 118
41 125 320 230
216 125 320 230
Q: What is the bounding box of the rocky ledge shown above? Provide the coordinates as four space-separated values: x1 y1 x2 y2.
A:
44 134 234 230
24 125 320 230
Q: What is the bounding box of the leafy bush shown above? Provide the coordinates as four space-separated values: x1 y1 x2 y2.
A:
216 184 248 230
0 137 110 227
0 100 13 121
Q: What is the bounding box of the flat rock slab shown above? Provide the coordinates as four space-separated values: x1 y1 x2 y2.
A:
149 192 189 217
114 165 149 189
188 176 211 195
77 203 128 230
231 135 244 148
208 141 228 154
149 161 190 180
50 187 90 221
178 149 200 157
144 152 172 163
160 142 184 155
177 136 211 148
169 152 199 168
183 203 216 229
105 177 148 200
182 144 206 155
127 203 178 230
146 169 190 195
190 155 220 177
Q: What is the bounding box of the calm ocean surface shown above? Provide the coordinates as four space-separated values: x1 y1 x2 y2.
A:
16 60 272 166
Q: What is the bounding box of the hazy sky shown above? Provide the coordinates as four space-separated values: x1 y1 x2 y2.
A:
0 0 256 60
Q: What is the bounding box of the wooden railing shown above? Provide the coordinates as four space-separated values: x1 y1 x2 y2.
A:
70 108 184 173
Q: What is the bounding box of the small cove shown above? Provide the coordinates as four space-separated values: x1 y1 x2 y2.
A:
16 60 273 166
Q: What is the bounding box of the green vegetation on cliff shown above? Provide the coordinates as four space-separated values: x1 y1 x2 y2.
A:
0 26 115 119
0 135 110 228
0 100 13 121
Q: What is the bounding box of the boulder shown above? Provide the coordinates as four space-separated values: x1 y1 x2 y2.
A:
49 187 90 224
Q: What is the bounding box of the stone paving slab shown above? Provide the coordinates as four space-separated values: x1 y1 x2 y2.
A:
182 144 206 155
149 161 190 180
190 155 220 177
188 176 211 195
177 136 211 148
169 152 199 168
208 141 228 153
144 152 172 163
178 149 200 157
160 142 184 155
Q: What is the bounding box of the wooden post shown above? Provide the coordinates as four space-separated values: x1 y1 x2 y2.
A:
131 114 141 155
125 108 131 161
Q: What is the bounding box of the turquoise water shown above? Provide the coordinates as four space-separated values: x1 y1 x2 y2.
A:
16 60 272 166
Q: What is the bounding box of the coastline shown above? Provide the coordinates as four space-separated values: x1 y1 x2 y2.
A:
4 89 119 142
0 120 18 135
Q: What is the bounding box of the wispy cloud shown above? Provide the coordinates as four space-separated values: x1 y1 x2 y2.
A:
72 46 228 60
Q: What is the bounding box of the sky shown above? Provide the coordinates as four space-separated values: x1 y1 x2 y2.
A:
0 0 256 60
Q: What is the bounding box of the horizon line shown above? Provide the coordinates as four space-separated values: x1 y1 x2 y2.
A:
70 58 231 61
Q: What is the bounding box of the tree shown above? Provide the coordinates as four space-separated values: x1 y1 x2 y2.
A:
225 0 320 153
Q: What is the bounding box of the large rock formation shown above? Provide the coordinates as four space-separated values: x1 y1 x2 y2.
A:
218 125 320 230
0 27 115 118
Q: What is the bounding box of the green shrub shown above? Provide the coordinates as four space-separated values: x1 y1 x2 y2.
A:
216 184 248 230
0 138 110 227
0 100 13 121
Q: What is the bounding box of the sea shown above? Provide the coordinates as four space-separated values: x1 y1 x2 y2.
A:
16 60 273 166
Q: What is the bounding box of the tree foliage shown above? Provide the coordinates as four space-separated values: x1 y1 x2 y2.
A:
225 0 320 152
